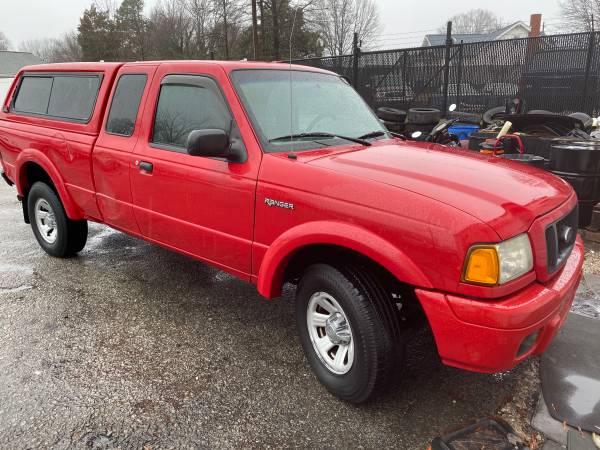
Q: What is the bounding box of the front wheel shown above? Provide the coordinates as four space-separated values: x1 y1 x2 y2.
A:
296 263 403 403
27 182 88 258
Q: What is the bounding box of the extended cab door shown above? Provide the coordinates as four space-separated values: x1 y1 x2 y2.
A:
94 64 158 233
130 64 259 279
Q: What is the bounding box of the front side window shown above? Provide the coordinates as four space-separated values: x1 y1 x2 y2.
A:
231 69 386 152
152 76 231 150
106 74 147 136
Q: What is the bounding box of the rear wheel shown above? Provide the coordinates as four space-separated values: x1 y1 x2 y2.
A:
296 263 403 403
27 182 88 257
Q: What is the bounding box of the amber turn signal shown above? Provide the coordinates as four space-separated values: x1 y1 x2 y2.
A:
463 247 499 285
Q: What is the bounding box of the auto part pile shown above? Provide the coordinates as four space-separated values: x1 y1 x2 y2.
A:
377 107 441 139
468 103 600 227
376 100 600 227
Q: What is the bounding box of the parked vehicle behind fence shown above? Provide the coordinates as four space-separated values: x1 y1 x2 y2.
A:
0 61 584 402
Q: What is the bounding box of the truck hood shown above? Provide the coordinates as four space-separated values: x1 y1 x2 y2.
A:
307 140 573 239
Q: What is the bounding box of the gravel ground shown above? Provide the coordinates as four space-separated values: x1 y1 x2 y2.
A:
573 238 600 320
0 183 545 449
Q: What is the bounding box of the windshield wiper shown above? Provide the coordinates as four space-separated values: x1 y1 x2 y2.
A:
357 130 387 140
269 132 371 146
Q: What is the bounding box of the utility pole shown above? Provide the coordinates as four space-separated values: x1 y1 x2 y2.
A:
223 0 229 60
259 0 265 58
272 0 280 60
352 32 360 89
251 0 259 60
441 21 452 114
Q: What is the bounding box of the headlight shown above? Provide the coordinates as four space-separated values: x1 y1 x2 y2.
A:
462 234 533 286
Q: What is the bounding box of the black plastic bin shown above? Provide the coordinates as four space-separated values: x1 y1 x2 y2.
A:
549 142 600 227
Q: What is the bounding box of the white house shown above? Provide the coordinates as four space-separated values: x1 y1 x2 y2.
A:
0 51 42 103
423 21 531 47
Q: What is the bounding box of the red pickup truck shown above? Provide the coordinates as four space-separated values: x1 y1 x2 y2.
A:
0 61 584 403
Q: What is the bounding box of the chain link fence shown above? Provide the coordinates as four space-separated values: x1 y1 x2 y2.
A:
294 31 600 116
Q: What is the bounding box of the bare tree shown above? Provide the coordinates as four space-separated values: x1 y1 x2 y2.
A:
53 32 83 62
148 0 194 59
0 31 11 51
19 39 55 62
352 0 380 50
308 0 381 56
19 33 81 63
559 0 600 32
438 9 505 34
186 0 215 57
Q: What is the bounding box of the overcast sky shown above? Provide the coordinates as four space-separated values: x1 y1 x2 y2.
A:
0 0 563 51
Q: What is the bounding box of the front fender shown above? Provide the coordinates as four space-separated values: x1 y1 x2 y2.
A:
15 149 83 220
256 221 433 298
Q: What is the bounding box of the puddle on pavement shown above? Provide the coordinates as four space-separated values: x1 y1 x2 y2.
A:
564 374 600 416
0 263 34 276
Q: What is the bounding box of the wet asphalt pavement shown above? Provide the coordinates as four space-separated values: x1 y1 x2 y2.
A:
0 183 537 449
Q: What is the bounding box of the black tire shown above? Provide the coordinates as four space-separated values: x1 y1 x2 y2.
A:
68 220 89 254
569 112 593 129
381 120 405 133
376 107 406 123
527 109 554 115
407 107 441 125
482 106 506 125
27 182 88 258
296 263 403 403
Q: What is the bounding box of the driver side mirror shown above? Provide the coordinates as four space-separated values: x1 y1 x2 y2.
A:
187 129 230 158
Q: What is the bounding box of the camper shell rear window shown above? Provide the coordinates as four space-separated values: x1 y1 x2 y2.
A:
11 72 103 123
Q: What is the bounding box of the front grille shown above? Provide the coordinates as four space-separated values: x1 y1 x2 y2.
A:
545 205 578 274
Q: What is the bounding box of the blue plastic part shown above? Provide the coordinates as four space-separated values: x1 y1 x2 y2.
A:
448 124 480 140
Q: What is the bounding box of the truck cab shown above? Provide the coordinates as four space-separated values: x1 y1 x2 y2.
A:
0 61 584 403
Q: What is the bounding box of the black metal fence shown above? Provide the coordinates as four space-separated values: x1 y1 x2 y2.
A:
293 31 600 116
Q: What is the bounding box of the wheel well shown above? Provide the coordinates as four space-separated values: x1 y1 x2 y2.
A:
19 162 55 223
283 244 427 332
21 162 54 192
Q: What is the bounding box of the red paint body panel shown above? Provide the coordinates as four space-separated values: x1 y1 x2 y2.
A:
416 237 583 372
93 64 159 233
0 60 584 375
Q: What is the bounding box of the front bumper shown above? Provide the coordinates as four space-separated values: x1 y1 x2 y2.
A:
416 236 584 373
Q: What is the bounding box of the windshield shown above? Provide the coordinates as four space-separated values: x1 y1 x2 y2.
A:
231 69 387 152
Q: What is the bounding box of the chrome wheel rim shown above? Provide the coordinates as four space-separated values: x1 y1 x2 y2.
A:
34 198 58 244
307 291 354 375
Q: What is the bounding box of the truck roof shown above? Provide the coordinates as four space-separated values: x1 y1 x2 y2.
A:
19 60 335 76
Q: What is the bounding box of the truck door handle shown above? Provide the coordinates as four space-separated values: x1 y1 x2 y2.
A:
138 161 153 173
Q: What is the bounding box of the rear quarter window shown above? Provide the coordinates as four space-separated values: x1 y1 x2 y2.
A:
13 76 53 115
47 76 101 121
12 73 102 123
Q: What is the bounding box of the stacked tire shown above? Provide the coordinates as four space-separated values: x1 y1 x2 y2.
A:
377 107 406 134
405 108 441 138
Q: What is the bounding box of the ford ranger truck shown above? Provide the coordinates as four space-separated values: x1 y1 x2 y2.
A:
0 62 583 403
